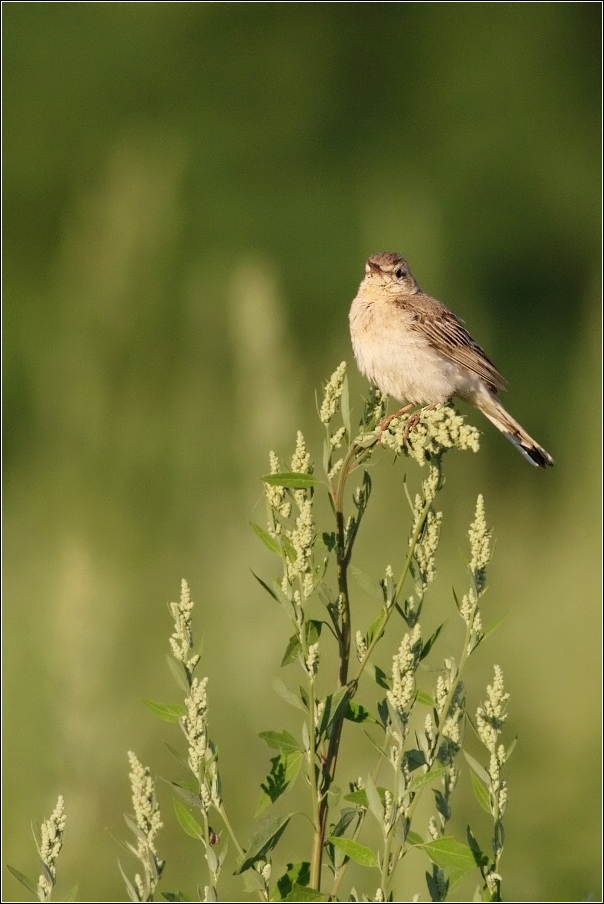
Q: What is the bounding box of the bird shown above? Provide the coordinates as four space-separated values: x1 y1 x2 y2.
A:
349 251 553 468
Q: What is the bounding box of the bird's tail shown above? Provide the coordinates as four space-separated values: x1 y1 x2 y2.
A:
479 395 554 468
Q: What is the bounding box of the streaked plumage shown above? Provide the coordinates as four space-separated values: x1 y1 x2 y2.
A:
349 252 553 468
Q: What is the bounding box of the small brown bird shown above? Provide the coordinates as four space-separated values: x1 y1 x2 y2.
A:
349 252 553 468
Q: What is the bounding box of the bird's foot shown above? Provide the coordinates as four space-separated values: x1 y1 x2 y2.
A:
402 402 439 443
377 404 416 442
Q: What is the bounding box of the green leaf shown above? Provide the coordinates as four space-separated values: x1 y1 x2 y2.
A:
345 701 377 724
170 782 204 809
282 885 330 902
463 751 491 787
409 765 446 792
250 522 282 556
367 663 390 689
256 751 303 814
166 654 191 693
406 831 425 847
350 565 384 601
164 741 189 769
261 472 321 488
272 677 308 712
118 859 140 902
343 788 368 807
417 837 477 880
6 865 36 895
469 769 492 815
281 621 323 667
275 861 311 900
251 570 280 602
259 730 301 755
327 837 379 869
364 773 384 823
318 686 350 738
466 825 489 869
419 624 445 662
321 532 336 551
143 700 186 722
235 814 293 874
416 690 435 706
173 799 204 840
482 614 507 642
161 893 192 902
64 884 80 902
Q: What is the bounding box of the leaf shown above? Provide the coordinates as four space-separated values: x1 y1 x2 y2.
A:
463 751 491 787
364 773 384 824
481 614 507 642
256 751 303 814
343 788 369 807
406 831 425 847
275 861 311 899
143 700 186 722
164 741 189 769
327 837 379 869
350 566 384 601
345 701 377 724
173 799 204 840
416 690 435 706
417 837 477 877
469 769 492 815
250 522 282 556
166 654 191 693
118 859 140 902
318 686 350 739
367 663 390 689
321 532 336 552
409 765 446 792
272 677 308 712
261 472 321 488
170 782 204 809
235 814 293 874
251 570 280 602
64 884 79 902
259 730 301 755
466 826 489 869
282 885 330 902
6 866 36 895
161 893 192 902
419 624 445 662
280 620 323 667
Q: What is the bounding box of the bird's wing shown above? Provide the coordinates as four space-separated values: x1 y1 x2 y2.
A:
404 294 508 393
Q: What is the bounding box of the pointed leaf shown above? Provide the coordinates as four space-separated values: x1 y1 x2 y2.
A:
6 866 37 895
256 751 303 814
409 765 446 792
282 885 330 902
345 701 378 724
272 677 307 712
367 663 390 689
419 624 445 662
144 700 186 722
261 472 321 488
166 655 191 693
250 522 282 556
364 773 384 823
417 837 477 874
406 831 425 847
275 861 311 899
235 814 293 874
416 690 435 706
463 751 491 786
251 570 280 602
350 566 383 601
327 837 378 869
64 884 79 903
259 730 301 755
161 894 192 902
118 859 140 902
164 742 189 769
173 799 204 840
469 769 492 815
171 782 204 809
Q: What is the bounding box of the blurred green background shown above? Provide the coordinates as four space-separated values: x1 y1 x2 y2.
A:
3 3 601 901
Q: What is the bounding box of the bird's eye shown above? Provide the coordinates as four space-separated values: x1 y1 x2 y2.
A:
395 268 404 279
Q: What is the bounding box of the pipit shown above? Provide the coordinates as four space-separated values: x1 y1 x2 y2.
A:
349 252 553 468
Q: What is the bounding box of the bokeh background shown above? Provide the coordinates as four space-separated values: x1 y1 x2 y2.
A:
3 4 601 901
